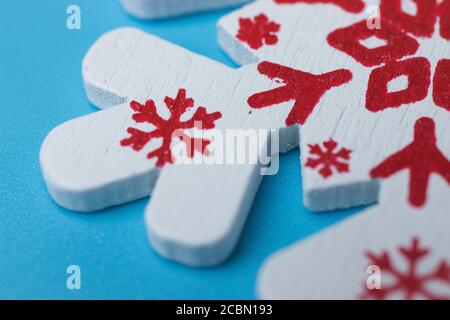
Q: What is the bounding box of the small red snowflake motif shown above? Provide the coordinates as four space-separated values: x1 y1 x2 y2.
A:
370 117 450 208
236 13 281 50
327 0 450 112
274 0 365 14
120 89 222 168
361 237 450 300
305 139 351 178
248 61 352 126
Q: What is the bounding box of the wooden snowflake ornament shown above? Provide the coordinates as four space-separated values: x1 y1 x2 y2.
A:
217 0 450 298
40 28 318 266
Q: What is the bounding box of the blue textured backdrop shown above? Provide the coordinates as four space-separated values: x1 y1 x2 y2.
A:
0 0 363 299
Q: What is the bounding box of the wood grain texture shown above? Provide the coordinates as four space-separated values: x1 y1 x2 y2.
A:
120 0 252 19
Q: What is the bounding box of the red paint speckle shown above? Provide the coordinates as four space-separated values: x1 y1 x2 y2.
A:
361 237 450 300
274 0 365 13
248 61 352 126
121 89 222 167
366 57 431 112
370 117 450 208
236 13 280 50
305 139 351 179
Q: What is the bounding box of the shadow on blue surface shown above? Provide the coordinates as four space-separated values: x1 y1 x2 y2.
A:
0 0 366 299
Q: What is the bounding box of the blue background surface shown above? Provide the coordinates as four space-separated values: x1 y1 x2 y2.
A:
0 0 364 299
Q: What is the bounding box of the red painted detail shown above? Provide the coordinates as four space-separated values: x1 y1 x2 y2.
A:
361 237 450 300
370 117 450 207
274 0 365 13
121 89 222 167
433 59 450 112
440 0 450 40
248 61 352 126
305 139 351 178
327 20 419 67
366 57 431 112
236 13 281 50
380 0 438 38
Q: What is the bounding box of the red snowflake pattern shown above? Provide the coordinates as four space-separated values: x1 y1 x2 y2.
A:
370 117 450 208
305 139 351 178
361 237 450 300
236 13 281 50
274 0 365 14
248 61 352 126
120 89 222 167
327 0 450 112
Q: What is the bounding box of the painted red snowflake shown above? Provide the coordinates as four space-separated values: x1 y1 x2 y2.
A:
361 237 450 300
248 61 352 126
371 117 450 207
120 89 222 167
305 139 351 178
236 13 281 50
327 0 450 112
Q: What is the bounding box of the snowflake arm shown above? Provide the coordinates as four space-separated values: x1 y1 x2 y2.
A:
180 107 222 130
147 140 174 167
248 61 352 126
174 130 212 157
121 128 159 152
130 100 166 126
370 118 450 207
370 147 411 179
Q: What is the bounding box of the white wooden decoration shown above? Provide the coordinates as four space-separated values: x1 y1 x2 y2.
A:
120 0 252 19
218 0 450 298
40 27 336 265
